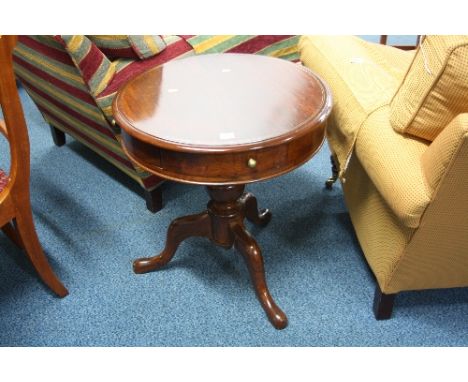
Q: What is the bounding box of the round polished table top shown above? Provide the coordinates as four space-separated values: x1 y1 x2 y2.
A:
113 53 331 153
113 53 332 185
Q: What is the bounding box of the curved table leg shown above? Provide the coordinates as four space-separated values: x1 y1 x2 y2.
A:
232 223 288 329
239 192 271 227
133 211 211 274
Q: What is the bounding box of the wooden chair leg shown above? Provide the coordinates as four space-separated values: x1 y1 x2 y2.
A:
144 187 163 213
13 211 68 297
49 124 66 147
1 221 24 248
373 285 396 320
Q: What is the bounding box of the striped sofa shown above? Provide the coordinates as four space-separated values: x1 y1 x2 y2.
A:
13 35 299 212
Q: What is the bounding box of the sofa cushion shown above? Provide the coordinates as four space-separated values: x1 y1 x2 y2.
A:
184 35 299 61
96 35 195 121
0 169 8 193
356 106 431 228
88 35 166 60
390 35 468 142
299 35 413 174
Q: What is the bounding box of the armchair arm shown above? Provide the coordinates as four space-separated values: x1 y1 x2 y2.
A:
355 106 431 228
55 35 116 98
386 113 468 292
421 113 468 194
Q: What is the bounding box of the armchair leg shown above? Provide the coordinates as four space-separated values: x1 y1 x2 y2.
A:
373 285 396 320
325 154 339 189
49 124 66 147
144 187 162 213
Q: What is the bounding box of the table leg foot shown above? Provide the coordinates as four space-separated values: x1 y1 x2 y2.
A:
133 211 211 274
239 192 271 227
232 223 288 330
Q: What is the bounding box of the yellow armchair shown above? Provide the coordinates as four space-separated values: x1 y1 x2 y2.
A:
299 35 468 319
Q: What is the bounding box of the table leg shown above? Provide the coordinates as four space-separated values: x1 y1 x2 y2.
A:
133 211 211 274
232 223 288 330
239 192 271 227
134 184 288 329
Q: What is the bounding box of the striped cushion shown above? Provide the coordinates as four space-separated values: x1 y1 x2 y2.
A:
0 169 8 193
390 35 468 141
88 35 166 60
56 35 116 97
96 35 195 120
184 35 300 61
96 35 299 121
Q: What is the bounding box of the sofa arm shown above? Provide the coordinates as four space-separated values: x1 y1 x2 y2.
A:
355 106 431 228
421 113 468 194
386 113 468 293
56 35 116 98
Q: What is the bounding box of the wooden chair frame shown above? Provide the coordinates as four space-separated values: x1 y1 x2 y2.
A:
0 35 68 297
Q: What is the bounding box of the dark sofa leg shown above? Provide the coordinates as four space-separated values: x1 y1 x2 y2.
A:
373 285 396 320
144 188 162 213
325 154 339 189
49 124 66 147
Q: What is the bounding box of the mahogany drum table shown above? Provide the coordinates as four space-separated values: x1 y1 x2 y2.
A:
113 53 332 329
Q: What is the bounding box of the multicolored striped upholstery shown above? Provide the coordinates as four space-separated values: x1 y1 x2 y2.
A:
88 35 167 60
57 35 116 97
13 35 148 188
185 35 299 61
13 35 300 201
96 36 195 121
0 169 8 193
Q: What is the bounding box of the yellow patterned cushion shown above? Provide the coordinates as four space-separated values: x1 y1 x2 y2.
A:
390 35 468 142
299 35 413 174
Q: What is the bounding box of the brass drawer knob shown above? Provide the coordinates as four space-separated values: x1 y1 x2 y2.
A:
111 119 116 126
247 158 257 168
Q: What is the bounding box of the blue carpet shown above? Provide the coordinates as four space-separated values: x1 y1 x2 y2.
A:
1 36 467 347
